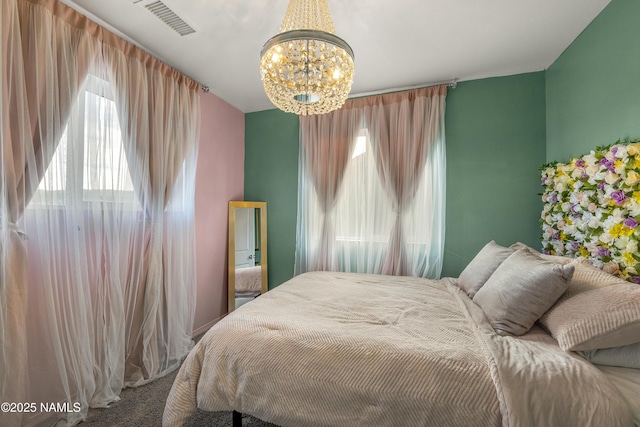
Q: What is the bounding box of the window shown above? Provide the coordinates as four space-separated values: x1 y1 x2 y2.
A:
351 133 367 159
334 129 394 244
30 75 139 209
332 127 440 274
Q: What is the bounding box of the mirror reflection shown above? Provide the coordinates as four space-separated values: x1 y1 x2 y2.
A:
228 201 268 312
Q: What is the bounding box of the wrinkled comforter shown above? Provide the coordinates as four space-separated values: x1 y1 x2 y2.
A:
163 272 632 427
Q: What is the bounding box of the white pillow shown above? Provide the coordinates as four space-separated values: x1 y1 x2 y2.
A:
473 248 574 336
579 342 640 369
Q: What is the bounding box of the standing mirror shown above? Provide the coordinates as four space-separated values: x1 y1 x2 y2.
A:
228 201 268 312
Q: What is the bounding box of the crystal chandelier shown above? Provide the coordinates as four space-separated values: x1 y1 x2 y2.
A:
260 0 355 115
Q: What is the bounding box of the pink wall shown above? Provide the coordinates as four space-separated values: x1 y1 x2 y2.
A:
193 92 244 334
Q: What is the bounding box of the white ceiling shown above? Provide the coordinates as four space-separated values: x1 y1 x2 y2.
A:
60 0 611 113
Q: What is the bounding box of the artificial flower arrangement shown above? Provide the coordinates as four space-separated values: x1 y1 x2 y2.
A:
541 138 640 283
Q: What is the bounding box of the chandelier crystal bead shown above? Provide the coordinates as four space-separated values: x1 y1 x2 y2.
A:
260 0 354 115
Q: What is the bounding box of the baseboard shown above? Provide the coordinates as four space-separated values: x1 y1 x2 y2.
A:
192 314 225 337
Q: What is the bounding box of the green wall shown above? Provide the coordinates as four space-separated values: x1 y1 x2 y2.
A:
546 0 640 162
442 73 546 277
244 109 299 288
246 72 546 283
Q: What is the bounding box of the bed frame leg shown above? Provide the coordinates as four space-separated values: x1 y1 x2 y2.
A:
232 410 242 427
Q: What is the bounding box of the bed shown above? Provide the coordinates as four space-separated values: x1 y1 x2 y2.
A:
163 241 640 427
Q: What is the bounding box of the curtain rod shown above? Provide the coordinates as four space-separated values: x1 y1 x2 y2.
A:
348 78 458 99
58 0 209 92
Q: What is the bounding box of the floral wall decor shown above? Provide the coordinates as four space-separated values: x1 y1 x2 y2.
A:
541 139 640 283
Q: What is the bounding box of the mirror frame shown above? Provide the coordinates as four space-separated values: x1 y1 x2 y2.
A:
228 201 268 313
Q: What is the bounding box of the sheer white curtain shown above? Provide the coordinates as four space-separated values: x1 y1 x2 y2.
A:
106 42 199 388
1 1 199 426
295 86 446 278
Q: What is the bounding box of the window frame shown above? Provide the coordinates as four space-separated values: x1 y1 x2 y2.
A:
28 74 141 211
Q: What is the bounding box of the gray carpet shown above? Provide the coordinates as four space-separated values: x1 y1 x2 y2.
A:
81 336 279 427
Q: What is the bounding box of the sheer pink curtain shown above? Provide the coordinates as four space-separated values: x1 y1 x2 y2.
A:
1 6 31 425
1 1 200 425
359 86 447 275
1 1 97 425
106 45 200 385
299 108 362 271
296 86 447 278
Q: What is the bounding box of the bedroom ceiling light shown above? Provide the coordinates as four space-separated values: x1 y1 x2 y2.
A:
259 0 355 115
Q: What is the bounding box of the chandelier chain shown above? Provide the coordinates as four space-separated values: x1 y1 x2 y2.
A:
280 0 336 34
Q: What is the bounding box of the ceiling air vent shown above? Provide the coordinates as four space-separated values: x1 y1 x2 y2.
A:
144 1 195 36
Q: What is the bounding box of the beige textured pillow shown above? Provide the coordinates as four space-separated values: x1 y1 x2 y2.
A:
510 242 577 264
556 258 625 299
539 267 640 351
473 248 574 336
457 241 514 298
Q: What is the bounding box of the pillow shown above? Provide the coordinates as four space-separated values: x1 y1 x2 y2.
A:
510 242 576 265
473 248 574 336
457 241 514 298
578 342 640 369
538 278 640 351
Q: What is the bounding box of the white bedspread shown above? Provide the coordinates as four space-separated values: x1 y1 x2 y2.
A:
163 272 632 427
